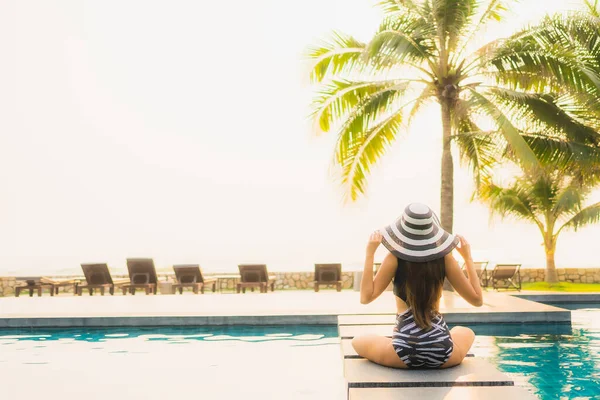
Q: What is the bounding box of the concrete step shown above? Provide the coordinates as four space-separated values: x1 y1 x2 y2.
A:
349 386 538 400
344 357 513 388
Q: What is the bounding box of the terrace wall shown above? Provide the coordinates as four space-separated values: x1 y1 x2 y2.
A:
0 277 15 297
0 268 599 296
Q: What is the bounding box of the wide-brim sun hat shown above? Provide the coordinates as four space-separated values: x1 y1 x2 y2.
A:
379 203 459 262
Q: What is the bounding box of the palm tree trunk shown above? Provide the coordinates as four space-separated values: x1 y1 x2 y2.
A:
440 99 454 233
440 98 454 292
545 241 559 283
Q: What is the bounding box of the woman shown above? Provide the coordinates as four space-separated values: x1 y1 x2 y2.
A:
352 203 483 369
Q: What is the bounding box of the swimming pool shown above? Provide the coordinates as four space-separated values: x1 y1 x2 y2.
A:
0 325 344 399
469 304 600 399
1 306 599 399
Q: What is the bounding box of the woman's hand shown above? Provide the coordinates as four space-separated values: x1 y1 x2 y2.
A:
366 231 382 256
455 234 472 261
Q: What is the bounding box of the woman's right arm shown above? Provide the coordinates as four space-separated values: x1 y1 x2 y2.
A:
445 235 483 307
360 232 397 304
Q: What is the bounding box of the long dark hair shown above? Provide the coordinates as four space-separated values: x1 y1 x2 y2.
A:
403 257 446 329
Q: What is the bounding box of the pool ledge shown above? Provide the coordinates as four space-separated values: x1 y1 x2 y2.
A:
0 290 570 328
513 292 600 303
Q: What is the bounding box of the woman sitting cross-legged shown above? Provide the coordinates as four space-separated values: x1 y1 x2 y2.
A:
352 203 483 369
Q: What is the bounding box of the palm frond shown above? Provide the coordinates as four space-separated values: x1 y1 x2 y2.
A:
490 16 600 94
306 31 367 83
552 184 585 218
490 88 600 145
407 85 436 123
519 134 600 169
366 13 437 69
455 1 512 64
478 0 510 22
585 0 600 17
334 85 408 163
310 79 409 133
465 89 541 172
558 201 600 232
453 115 500 190
478 180 542 227
529 174 557 212
377 0 430 22
431 0 480 54
337 112 404 201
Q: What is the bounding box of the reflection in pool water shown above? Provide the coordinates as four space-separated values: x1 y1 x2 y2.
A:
0 324 339 343
0 324 344 400
467 305 600 399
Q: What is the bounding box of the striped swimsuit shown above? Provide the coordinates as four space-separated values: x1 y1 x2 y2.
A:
392 308 454 368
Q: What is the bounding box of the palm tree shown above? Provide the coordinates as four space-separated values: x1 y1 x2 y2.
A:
307 0 549 232
479 169 600 283
457 6 600 283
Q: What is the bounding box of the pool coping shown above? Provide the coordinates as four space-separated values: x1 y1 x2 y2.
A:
0 291 572 328
513 292 600 303
0 315 340 328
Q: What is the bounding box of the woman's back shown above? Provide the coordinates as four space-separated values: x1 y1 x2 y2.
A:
393 257 446 330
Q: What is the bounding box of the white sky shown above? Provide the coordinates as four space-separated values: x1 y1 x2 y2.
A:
0 0 598 275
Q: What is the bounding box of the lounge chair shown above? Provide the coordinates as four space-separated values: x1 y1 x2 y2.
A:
374 262 382 274
77 264 129 295
314 263 342 292
236 264 276 293
15 277 55 297
15 277 79 297
121 258 158 295
491 263 522 291
461 261 490 287
172 265 217 294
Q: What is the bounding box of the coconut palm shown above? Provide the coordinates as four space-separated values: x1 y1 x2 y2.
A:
455 5 600 283
479 169 600 283
481 0 600 157
305 0 600 232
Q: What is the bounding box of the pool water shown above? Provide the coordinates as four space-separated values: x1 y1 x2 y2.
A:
0 325 343 399
468 304 600 400
1 307 599 399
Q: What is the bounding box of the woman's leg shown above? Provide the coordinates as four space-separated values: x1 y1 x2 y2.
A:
351 335 408 369
441 326 475 368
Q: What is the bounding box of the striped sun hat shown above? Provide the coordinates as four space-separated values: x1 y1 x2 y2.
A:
379 203 459 262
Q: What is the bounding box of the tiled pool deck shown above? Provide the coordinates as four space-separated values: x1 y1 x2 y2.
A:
0 290 569 327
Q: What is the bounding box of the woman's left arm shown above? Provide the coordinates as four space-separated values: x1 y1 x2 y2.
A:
360 232 397 304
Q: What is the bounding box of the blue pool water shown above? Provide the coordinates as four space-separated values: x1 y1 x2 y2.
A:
467 304 600 400
0 324 339 343
0 324 344 399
